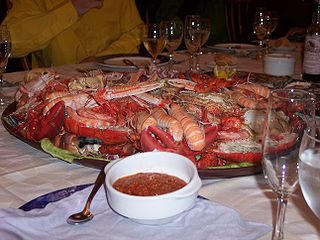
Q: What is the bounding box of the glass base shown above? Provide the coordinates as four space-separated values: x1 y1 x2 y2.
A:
0 94 12 108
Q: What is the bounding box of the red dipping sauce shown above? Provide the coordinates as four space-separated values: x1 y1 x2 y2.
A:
112 172 187 196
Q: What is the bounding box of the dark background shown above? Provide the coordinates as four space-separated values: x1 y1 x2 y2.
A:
1 0 315 72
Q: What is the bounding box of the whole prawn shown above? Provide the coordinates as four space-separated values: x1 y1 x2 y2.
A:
236 82 270 98
152 107 184 142
230 90 268 109
168 103 205 151
131 111 157 133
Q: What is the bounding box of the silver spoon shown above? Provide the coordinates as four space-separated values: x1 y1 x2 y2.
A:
67 169 105 225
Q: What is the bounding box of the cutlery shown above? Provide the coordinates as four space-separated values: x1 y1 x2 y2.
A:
123 58 139 69
0 79 19 87
67 169 105 225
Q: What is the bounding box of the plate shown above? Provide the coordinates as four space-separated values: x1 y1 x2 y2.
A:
19 183 206 212
96 54 170 72
1 102 262 179
247 72 292 89
269 46 295 52
207 43 257 55
19 184 93 211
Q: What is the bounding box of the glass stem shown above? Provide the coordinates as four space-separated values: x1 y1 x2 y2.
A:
152 56 157 65
265 37 270 53
273 195 288 240
196 51 200 71
256 40 263 59
190 53 197 71
169 52 174 70
148 56 157 73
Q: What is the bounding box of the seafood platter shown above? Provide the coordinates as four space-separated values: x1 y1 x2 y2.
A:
1 62 305 178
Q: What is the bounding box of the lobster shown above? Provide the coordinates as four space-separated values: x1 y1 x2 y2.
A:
11 101 65 142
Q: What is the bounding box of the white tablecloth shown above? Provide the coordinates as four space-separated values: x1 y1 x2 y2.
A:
1 53 319 240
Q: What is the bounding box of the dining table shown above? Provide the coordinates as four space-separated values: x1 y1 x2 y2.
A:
0 45 319 240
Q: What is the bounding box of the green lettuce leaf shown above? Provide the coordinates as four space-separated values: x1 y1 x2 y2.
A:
40 138 109 163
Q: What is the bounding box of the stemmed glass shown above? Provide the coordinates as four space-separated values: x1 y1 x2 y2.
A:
199 18 211 53
298 126 320 219
0 25 12 107
252 7 270 59
266 11 279 39
265 11 279 51
141 23 167 70
160 18 183 69
262 88 316 240
184 15 201 72
196 18 211 71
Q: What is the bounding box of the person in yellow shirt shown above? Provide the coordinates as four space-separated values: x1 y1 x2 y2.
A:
2 0 143 68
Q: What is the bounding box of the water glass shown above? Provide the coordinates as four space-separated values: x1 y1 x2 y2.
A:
298 126 320 219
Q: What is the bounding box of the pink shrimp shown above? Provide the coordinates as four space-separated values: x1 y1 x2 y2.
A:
236 82 270 98
168 103 205 151
152 107 183 142
131 111 157 133
230 90 268 109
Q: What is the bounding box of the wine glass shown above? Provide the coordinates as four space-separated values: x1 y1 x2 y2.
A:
184 15 201 72
0 25 12 107
266 11 279 38
196 18 211 71
199 18 211 53
262 88 316 240
298 126 320 219
265 11 279 51
141 23 167 69
252 7 270 59
160 18 183 69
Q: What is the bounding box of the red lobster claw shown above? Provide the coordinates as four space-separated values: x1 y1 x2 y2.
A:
140 126 200 160
205 125 219 147
140 126 178 152
33 101 65 141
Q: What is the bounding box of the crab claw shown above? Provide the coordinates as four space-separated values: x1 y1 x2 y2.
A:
33 101 65 141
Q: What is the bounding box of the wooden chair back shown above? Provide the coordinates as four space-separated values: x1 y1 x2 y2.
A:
224 0 253 43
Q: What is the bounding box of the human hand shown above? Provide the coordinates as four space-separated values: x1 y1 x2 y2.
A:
71 0 103 16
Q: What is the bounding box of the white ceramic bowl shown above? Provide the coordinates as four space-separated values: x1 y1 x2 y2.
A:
263 53 296 76
104 151 202 225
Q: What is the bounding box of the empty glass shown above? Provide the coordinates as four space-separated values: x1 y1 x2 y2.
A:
262 88 316 240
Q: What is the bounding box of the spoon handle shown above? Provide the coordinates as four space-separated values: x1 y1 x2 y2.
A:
83 169 105 212
123 59 139 69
